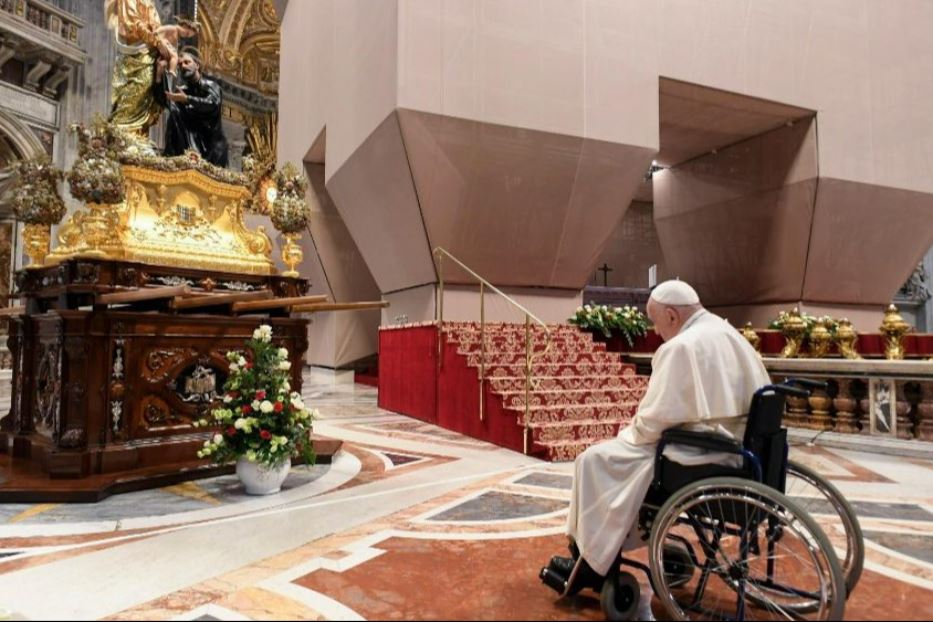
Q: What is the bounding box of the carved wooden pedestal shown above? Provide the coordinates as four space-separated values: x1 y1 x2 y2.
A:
0 259 336 501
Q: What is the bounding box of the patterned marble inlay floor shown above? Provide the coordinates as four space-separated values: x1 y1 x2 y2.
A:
0 369 931 621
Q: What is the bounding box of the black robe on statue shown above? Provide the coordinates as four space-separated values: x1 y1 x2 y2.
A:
154 72 229 168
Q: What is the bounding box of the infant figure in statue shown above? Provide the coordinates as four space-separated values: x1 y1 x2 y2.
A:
154 17 200 92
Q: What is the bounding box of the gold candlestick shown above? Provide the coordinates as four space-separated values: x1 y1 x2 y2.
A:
880 304 910 360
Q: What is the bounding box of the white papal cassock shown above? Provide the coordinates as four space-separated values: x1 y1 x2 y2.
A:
567 309 771 576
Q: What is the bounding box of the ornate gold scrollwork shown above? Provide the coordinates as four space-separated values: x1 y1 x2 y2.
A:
47 165 275 275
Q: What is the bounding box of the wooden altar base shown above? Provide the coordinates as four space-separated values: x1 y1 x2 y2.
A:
0 437 343 503
2 258 326 500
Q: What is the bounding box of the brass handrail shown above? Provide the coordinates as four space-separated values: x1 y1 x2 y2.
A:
433 247 552 454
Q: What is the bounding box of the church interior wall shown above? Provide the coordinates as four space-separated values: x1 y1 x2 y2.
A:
381 282 582 327
381 283 436 328
272 0 933 354
654 118 819 308
592 199 666 289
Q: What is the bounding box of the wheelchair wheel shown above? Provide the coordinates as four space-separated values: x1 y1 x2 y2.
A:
600 570 640 621
648 477 845 621
784 459 864 596
662 541 696 589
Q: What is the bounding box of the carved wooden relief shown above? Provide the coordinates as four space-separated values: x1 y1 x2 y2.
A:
143 348 197 383
33 340 62 440
140 396 188 430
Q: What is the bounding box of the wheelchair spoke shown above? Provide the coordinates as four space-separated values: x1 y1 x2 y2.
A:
649 479 845 621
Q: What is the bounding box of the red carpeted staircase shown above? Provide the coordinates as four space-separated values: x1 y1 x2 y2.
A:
442 322 649 461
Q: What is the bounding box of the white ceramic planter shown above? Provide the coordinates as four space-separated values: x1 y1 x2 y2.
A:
236 457 290 495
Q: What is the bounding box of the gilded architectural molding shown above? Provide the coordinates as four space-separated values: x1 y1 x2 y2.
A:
197 0 279 97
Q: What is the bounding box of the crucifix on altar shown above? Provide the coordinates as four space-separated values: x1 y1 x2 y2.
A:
596 262 613 287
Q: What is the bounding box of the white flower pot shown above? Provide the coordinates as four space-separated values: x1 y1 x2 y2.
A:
236 457 290 495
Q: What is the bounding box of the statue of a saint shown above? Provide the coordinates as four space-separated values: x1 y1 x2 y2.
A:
154 47 230 167
105 0 163 138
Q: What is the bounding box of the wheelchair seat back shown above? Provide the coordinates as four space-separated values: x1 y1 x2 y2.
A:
647 389 790 509
742 389 789 492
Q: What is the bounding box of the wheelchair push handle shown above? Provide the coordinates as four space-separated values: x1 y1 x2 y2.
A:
785 377 828 391
772 384 811 399
755 378 825 399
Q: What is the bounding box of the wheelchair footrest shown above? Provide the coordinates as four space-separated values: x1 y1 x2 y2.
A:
539 566 567 594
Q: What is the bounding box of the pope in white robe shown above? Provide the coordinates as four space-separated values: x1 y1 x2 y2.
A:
547 280 771 590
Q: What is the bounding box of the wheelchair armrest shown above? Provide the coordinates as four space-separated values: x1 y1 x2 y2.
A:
660 428 744 454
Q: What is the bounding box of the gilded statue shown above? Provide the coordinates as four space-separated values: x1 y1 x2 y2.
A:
106 0 164 139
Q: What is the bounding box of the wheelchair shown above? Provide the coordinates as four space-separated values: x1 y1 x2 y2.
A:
582 379 861 621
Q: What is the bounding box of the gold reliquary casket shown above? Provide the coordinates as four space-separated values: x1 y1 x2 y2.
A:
48 159 275 276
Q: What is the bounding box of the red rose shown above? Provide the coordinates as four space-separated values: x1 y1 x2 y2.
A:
242 404 252 414
245 362 254 370
255 390 266 400
273 402 283 412
226 426 236 436
260 429 272 440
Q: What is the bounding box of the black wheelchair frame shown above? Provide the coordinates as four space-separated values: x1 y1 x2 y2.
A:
607 378 838 621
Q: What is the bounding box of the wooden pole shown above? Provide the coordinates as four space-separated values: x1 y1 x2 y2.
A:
232 294 328 314
171 289 272 310
96 285 192 305
291 301 389 313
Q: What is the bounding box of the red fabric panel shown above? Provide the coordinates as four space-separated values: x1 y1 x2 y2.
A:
378 327 438 423
436 341 524 453
603 331 664 353
911 334 933 356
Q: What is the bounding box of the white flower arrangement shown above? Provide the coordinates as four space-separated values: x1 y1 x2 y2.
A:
195 325 315 468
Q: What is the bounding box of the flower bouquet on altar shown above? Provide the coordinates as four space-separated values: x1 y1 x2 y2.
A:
569 304 649 346
194 324 317 495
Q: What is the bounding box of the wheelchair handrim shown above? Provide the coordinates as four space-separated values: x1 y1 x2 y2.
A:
648 478 845 621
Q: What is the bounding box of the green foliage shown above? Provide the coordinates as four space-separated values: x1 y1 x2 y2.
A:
769 311 839 338
194 325 316 468
569 304 650 347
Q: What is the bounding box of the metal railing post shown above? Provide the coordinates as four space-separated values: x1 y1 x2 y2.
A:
430 247 553 454
436 251 444 366
524 314 531 454
479 281 485 421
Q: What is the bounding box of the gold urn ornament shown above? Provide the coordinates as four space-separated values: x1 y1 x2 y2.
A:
880 304 910 360
740 322 761 354
834 318 862 360
808 317 832 358
9 157 67 268
270 162 312 278
779 308 807 358
280 232 304 278
22 224 52 269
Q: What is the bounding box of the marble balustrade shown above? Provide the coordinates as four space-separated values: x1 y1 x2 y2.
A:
0 0 82 45
626 354 933 440
763 358 933 440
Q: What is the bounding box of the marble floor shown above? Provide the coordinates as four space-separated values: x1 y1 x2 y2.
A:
0 369 931 620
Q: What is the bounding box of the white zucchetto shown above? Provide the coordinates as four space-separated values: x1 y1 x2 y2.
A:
649 279 700 306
